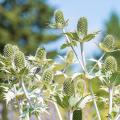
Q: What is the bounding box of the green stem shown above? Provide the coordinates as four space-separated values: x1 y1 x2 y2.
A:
108 86 113 120
62 28 86 72
89 80 101 120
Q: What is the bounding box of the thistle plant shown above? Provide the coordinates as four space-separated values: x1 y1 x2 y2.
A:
0 10 120 120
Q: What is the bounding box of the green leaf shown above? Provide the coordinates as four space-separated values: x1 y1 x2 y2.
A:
61 41 77 49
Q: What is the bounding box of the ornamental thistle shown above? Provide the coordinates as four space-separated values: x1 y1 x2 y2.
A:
66 50 74 64
77 17 88 36
99 35 115 52
3 44 14 59
14 51 25 69
63 78 75 96
104 56 117 73
73 110 82 120
35 47 46 60
55 10 65 28
42 69 54 82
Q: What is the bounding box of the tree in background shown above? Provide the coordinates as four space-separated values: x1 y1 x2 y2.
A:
0 0 59 55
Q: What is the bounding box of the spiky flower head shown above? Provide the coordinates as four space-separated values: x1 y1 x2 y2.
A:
55 10 65 28
4 44 14 59
66 50 74 64
42 69 54 82
14 51 25 69
73 110 82 120
77 17 88 36
63 78 75 96
35 47 46 60
104 56 117 73
99 35 115 52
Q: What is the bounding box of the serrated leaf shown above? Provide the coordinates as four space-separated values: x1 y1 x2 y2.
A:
61 41 77 49
64 32 79 41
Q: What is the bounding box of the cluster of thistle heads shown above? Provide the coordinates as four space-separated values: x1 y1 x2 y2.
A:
0 9 119 119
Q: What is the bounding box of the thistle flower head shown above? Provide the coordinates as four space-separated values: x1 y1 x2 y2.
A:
99 35 115 52
35 47 46 60
73 110 82 120
77 17 88 36
4 44 14 58
104 56 117 73
63 78 75 96
42 69 54 82
55 10 65 28
66 50 74 64
14 51 25 69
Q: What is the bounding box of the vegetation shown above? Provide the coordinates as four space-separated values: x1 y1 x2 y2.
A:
0 10 120 120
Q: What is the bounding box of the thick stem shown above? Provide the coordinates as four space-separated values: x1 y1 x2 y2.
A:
89 80 101 120
18 100 23 120
68 110 73 120
108 86 113 120
62 28 86 72
54 102 63 120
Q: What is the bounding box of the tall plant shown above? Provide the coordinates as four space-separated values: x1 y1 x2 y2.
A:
0 10 120 120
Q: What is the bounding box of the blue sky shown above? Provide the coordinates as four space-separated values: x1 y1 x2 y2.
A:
45 0 120 58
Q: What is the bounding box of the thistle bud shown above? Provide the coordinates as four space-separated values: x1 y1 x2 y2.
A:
14 51 25 69
77 17 88 36
4 44 14 58
99 35 115 52
55 10 65 28
42 69 54 82
35 47 46 60
63 78 75 96
66 50 74 64
104 56 117 73
73 110 82 120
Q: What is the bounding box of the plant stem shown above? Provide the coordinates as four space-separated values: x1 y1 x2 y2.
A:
54 102 63 120
62 28 86 72
108 86 113 120
18 100 23 120
89 80 101 120
68 110 73 120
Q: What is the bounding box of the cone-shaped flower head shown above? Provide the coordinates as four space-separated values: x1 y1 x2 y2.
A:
66 50 74 64
104 56 117 73
4 44 14 59
35 47 46 60
63 78 75 96
73 110 82 120
99 35 115 52
55 10 65 28
14 51 25 69
77 17 88 36
42 69 54 82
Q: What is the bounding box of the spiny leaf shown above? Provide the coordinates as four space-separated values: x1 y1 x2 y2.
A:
61 41 77 49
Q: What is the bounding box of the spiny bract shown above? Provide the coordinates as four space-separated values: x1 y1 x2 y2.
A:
63 78 75 96
77 17 88 36
99 35 115 52
104 56 117 73
14 51 26 69
35 47 46 60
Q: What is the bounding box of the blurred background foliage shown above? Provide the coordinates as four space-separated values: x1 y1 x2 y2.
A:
0 0 60 56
